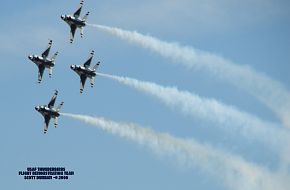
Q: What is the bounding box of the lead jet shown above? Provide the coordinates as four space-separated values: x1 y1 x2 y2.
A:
28 40 58 83
70 50 100 94
61 0 89 43
35 90 64 134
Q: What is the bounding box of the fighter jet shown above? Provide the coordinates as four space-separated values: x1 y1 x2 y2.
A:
35 90 64 134
61 0 89 43
70 50 100 94
28 40 59 83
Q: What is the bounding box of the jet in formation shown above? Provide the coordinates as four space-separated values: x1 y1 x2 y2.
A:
70 50 100 94
61 0 89 43
28 40 58 83
35 90 64 134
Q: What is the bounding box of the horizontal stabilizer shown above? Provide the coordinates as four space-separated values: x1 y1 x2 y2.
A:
80 27 84 38
51 51 58 61
82 11 89 21
54 117 58 128
90 77 95 88
93 61 100 70
49 68 53 78
56 102 64 111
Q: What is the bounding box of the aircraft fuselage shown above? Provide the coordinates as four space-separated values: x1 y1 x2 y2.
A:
35 106 60 118
70 65 96 78
62 15 86 28
28 55 54 68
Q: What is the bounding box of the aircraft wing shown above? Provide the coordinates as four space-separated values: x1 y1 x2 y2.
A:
83 50 94 68
38 65 45 83
80 74 87 93
44 115 51 134
70 25 77 43
42 40 52 59
48 90 58 108
73 0 84 18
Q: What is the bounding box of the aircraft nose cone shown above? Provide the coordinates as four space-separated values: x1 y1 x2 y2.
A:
70 65 74 69
28 55 32 59
61 15 65 19
35 106 40 111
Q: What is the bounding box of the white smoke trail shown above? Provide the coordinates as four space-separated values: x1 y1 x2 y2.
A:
97 72 290 162
88 24 290 128
61 112 289 190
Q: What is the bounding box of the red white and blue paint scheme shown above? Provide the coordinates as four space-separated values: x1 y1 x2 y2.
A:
61 0 89 43
28 40 58 83
35 90 64 134
70 50 100 94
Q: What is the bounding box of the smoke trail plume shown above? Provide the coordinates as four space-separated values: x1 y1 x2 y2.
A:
62 112 289 190
97 72 290 162
88 24 290 128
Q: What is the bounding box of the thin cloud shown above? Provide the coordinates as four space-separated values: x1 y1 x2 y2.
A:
91 0 290 34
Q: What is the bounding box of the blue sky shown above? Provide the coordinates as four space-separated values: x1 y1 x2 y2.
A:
1 0 290 189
